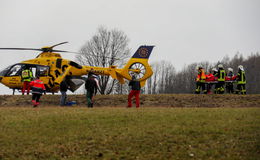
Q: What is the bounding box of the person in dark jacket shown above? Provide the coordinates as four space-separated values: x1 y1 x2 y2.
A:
60 79 69 106
214 64 226 94
85 72 98 108
235 65 246 94
128 75 141 108
225 68 236 94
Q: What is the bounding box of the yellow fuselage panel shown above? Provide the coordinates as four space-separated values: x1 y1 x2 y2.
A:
1 76 22 89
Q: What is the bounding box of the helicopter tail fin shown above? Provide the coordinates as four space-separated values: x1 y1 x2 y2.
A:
114 45 154 87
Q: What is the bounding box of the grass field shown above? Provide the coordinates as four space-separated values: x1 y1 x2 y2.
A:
0 107 259 160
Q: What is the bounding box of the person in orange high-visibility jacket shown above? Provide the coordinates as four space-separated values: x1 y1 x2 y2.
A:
29 76 46 107
195 66 207 94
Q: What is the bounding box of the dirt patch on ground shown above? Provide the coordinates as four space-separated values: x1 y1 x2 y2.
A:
0 94 260 107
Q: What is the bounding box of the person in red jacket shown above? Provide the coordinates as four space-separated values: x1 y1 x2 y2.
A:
128 75 141 108
29 76 46 107
205 68 217 94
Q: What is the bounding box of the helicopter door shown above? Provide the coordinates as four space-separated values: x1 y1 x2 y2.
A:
36 66 51 88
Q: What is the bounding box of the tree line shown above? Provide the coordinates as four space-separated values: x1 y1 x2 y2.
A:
145 53 260 94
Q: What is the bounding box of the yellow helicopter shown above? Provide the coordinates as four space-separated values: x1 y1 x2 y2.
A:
0 42 154 94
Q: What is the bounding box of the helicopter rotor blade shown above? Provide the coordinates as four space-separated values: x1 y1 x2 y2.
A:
52 49 78 53
0 46 121 60
50 41 69 48
0 48 42 51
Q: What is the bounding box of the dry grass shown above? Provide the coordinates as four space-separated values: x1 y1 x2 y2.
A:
0 107 259 160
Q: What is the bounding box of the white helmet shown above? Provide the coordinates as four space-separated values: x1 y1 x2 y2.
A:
212 68 218 72
238 65 244 71
196 65 203 70
228 68 233 72
218 64 224 69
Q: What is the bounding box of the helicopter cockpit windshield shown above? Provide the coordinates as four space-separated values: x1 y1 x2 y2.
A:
0 64 49 77
7 64 25 76
0 64 25 76
0 65 12 76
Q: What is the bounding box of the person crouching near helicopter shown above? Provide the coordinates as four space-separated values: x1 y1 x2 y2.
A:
85 72 98 108
29 76 46 107
128 75 141 108
21 66 33 95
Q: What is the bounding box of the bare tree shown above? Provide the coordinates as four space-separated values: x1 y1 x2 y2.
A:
76 26 130 94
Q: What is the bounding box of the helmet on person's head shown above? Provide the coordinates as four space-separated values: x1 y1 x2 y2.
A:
212 68 218 72
238 65 244 71
196 65 203 70
228 68 233 72
218 64 224 69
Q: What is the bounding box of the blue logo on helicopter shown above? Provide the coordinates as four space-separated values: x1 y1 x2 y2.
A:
132 46 154 59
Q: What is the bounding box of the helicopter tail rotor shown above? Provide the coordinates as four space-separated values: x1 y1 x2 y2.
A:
112 45 154 87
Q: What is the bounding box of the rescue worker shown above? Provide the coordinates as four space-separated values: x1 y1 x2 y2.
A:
29 76 46 107
21 66 33 95
85 72 98 108
195 66 207 94
235 65 246 94
128 75 141 108
60 79 69 106
205 68 216 94
225 68 236 93
214 64 226 94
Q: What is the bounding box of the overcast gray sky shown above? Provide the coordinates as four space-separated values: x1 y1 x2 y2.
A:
0 0 259 94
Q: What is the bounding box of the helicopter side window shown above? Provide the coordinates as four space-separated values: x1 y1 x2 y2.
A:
37 66 49 77
7 64 24 76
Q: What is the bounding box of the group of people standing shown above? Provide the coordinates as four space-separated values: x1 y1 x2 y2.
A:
195 64 246 94
21 67 141 108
